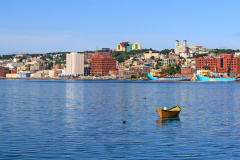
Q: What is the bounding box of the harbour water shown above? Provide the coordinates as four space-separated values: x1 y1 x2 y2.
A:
0 79 240 159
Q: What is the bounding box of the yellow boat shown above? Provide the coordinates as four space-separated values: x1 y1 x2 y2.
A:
156 105 181 118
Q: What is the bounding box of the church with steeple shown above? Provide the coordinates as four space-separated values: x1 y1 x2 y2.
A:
175 40 205 56
95 46 99 55
175 40 188 55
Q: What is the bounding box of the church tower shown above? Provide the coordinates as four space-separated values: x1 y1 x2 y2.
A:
175 40 179 55
183 40 187 52
95 46 99 55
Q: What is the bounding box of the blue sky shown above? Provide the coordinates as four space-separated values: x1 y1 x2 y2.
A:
1 0 240 54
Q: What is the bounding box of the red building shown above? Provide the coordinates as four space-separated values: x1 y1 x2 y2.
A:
181 67 193 74
11 70 17 74
179 67 193 78
129 66 151 74
90 55 116 76
52 64 61 69
196 54 240 75
0 66 5 77
109 69 118 75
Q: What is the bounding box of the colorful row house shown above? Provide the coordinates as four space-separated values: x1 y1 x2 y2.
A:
116 42 141 52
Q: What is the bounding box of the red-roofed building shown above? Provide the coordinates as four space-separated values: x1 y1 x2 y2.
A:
116 42 130 52
180 51 193 59
196 46 203 49
116 41 141 52
120 42 130 47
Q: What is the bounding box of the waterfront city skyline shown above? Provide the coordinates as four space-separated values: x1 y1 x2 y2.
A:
1 0 240 54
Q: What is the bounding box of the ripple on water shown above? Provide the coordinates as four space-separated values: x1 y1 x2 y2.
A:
0 80 240 159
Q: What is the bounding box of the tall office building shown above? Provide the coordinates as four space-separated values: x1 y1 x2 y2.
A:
66 52 84 75
90 55 116 76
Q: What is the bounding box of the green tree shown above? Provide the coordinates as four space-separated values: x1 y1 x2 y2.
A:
46 62 53 69
157 62 162 67
46 55 53 60
55 60 62 64
110 49 152 63
0 55 13 60
131 75 136 79
132 58 138 61
161 49 173 54
176 64 181 73
165 67 176 75
192 54 208 58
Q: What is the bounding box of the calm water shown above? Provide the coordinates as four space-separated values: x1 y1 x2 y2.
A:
0 80 240 159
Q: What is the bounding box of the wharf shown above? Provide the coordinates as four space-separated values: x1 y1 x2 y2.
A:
0 77 149 81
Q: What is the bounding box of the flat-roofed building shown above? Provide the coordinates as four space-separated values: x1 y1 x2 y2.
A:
143 49 160 59
129 65 151 74
181 67 193 74
6 73 18 78
66 52 84 76
90 55 116 76
98 48 112 55
196 54 240 74
0 66 5 77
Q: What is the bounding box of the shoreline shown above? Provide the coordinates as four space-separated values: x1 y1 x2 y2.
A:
0 77 150 81
1 77 239 82
0 77 198 81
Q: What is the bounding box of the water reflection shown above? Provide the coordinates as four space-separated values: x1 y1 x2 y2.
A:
64 82 85 128
1 80 240 159
156 117 181 128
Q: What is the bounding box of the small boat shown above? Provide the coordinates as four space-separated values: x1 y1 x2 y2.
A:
156 105 181 118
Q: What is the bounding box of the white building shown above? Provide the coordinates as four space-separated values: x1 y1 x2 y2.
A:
162 58 178 66
175 40 188 55
7 63 23 69
180 52 193 59
234 52 240 57
175 40 206 55
66 52 84 76
143 49 161 59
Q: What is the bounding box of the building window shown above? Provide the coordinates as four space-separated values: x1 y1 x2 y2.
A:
135 44 138 49
221 58 223 68
118 45 120 49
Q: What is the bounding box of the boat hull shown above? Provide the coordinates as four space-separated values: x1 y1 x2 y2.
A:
196 74 236 82
156 109 180 118
147 74 190 81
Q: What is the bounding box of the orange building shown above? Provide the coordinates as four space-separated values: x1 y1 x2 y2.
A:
0 66 5 77
90 55 116 76
52 64 61 69
179 67 193 78
181 67 193 74
196 54 240 75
